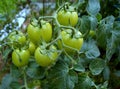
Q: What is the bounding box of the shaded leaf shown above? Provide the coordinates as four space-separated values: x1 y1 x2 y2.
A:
2 48 12 61
26 61 45 79
89 58 105 75
79 16 91 34
10 65 22 78
97 81 108 89
103 66 110 80
96 16 115 48
106 21 120 61
10 82 21 89
46 60 78 89
0 74 13 89
75 73 94 89
114 70 120 77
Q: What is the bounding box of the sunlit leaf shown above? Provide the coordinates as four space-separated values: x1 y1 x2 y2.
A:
86 0 100 16
81 39 100 59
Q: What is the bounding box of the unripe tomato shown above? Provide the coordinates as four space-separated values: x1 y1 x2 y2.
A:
28 41 36 54
27 20 52 45
34 45 58 67
58 29 83 53
8 31 26 48
57 6 78 27
89 30 95 37
12 49 30 67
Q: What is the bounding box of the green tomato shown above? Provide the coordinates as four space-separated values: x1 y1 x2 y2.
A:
28 41 36 54
57 6 78 27
89 30 95 37
34 45 58 67
8 31 26 48
27 20 52 45
12 49 30 67
58 29 83 53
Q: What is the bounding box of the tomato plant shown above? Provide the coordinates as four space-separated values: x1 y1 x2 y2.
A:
1 0 120 89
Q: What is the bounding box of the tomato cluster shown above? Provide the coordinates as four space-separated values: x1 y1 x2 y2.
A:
7 3 84 68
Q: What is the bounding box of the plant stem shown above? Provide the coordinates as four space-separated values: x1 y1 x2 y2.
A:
64 49 77 65
46 36 61 47
38 16 55 21
56 2 69 13
23 68 29 89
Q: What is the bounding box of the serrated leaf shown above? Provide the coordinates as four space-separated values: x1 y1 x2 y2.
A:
89 58 105 75
81 39 100 59
46 60 78 89
75 73 94 89
26 61 45 79
86 0 100 16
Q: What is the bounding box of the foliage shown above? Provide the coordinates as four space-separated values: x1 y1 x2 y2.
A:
0 0 120 89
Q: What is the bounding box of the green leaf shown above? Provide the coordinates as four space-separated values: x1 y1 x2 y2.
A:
81 39 100 59
0 74 13 89
79 15 98 38
75 73 94 89
89 16 98 30
96 16 115 48
9 82 21 89
114 70 120 77
86 0 100 16
106 21 120 61
46 60 78 89
89 58 106 75
26 61 45 79
10 65 22 78
96 81 108 89
2 48 12 62
74 63 85 72
103 66 110 80
79 16 91 34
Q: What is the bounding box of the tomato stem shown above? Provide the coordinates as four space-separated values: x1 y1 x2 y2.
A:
46 36 61 47
60 38 80 53
82 28 90 38
56 2 69 13
38 16 55 21
64 49 77 65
